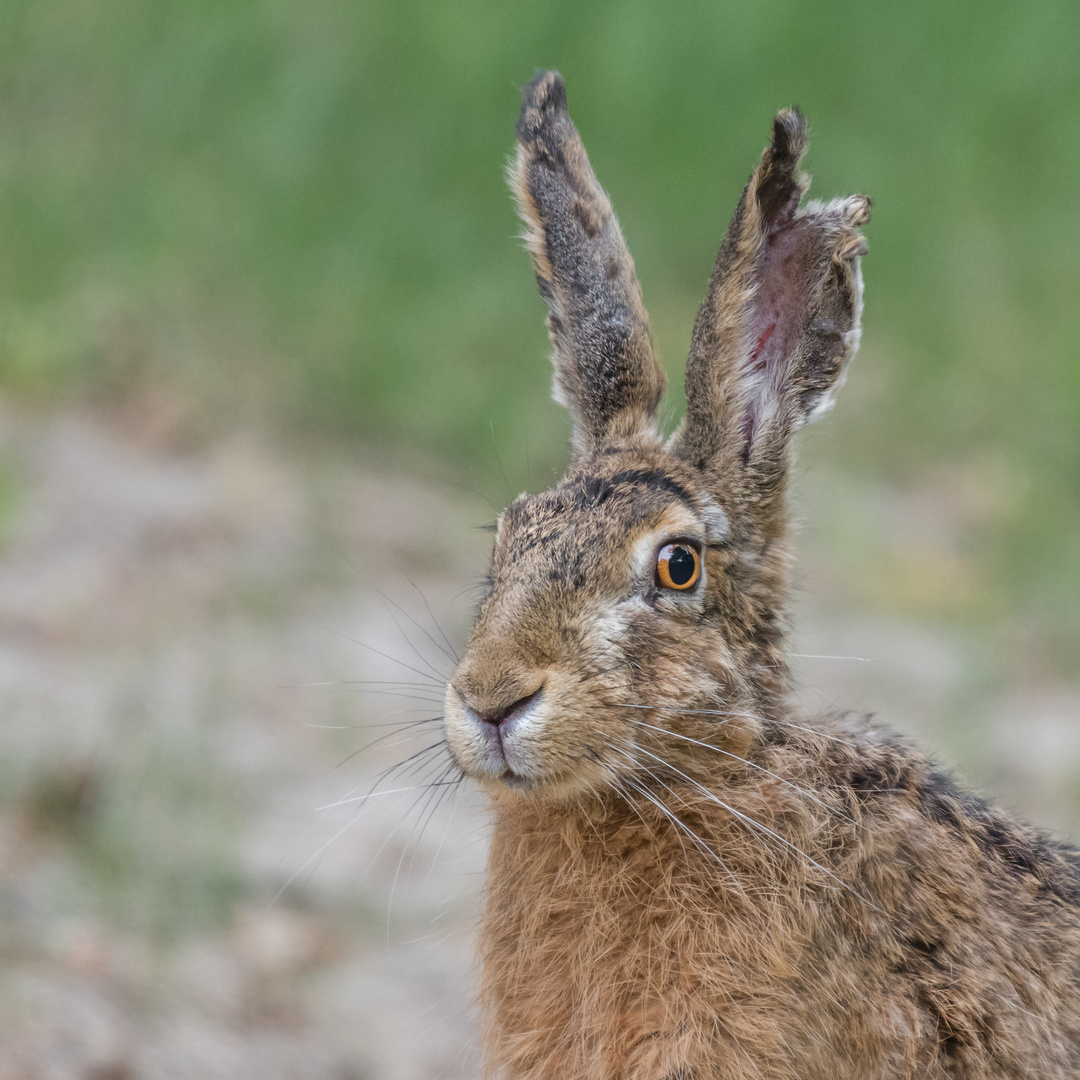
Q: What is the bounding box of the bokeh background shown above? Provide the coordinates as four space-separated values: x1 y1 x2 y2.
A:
1 1 1078 1077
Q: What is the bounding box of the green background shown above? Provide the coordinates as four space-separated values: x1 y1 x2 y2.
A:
2 0 1078 644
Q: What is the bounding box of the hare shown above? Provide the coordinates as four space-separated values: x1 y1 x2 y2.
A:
441 71 1080 1079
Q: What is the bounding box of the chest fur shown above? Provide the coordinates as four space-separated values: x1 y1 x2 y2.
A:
478 801 815 1080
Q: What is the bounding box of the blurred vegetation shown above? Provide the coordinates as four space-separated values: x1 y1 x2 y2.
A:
0 0 1077 641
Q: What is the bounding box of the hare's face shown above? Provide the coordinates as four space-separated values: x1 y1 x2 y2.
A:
444 448 755 800
443 73 868 801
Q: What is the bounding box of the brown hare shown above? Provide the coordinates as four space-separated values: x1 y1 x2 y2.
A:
442 70 1080 1079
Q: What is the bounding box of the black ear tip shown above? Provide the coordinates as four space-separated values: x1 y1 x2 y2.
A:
771 108 807 161
519 69 567 133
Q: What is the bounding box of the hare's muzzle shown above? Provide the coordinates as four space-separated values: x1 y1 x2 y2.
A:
444 678 547 787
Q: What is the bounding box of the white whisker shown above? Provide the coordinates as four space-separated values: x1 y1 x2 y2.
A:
625 717 848 820
790 653 872 663
609 703 856 746
315 783 456 813
611 742 747 896
626 741 879 911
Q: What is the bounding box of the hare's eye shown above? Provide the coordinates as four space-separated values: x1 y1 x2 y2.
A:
655 542 701 591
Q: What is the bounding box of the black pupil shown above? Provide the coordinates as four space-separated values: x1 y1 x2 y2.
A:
667 546 696 586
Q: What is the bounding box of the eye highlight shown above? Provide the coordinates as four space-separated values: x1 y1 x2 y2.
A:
655 542 701 591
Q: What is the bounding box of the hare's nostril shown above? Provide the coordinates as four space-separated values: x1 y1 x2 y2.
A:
476 685 544 728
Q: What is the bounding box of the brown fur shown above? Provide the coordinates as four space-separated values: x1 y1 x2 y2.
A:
510 70 666 461
441 71 1080 1078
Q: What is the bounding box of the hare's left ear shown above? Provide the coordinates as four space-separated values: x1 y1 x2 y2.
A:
670 110 870 540
511 71 666 461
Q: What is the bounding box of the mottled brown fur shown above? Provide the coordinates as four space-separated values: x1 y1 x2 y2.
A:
442 71 1080 1078
510 71 666 461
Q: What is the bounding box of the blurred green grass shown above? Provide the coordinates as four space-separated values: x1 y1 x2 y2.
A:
0 0 1078 641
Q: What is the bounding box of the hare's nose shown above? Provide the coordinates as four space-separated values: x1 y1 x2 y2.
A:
477 686 543 727
454 683 543 729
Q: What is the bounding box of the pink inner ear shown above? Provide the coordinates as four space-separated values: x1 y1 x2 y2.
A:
747 323 777 374
737 223 812 458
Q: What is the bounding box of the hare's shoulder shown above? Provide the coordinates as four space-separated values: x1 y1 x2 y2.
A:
792 711 1080 908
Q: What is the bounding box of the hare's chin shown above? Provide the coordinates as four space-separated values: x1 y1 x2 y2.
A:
498 770 531 789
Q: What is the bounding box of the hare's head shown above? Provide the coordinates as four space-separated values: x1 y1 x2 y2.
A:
445 72 869 801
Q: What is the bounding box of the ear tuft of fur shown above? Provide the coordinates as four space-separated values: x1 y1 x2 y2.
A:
756 109 809 235
770 108 806 162
516 70 569 147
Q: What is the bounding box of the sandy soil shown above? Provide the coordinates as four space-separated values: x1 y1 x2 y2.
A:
0 403 1075 1078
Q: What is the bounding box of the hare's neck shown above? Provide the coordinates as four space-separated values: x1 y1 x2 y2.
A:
479 790 812 1078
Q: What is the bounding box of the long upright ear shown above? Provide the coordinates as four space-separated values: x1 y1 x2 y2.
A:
671 110 870 541
511 71 666 460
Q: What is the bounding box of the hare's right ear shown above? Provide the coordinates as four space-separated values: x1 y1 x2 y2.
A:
511 71 666 461
671 111 870 543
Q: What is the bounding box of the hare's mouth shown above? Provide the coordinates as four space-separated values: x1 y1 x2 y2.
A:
445 673 642 797
444 682 549 783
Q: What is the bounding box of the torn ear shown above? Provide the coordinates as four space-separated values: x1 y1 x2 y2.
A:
671 109 870 536
511 71 666 461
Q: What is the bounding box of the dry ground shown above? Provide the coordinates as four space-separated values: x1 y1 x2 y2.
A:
0 401 1075 1079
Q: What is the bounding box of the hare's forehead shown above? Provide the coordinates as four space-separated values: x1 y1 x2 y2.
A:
494 468 728 579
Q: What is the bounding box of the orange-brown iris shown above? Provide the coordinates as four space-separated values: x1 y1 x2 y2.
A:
655 542 701 590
